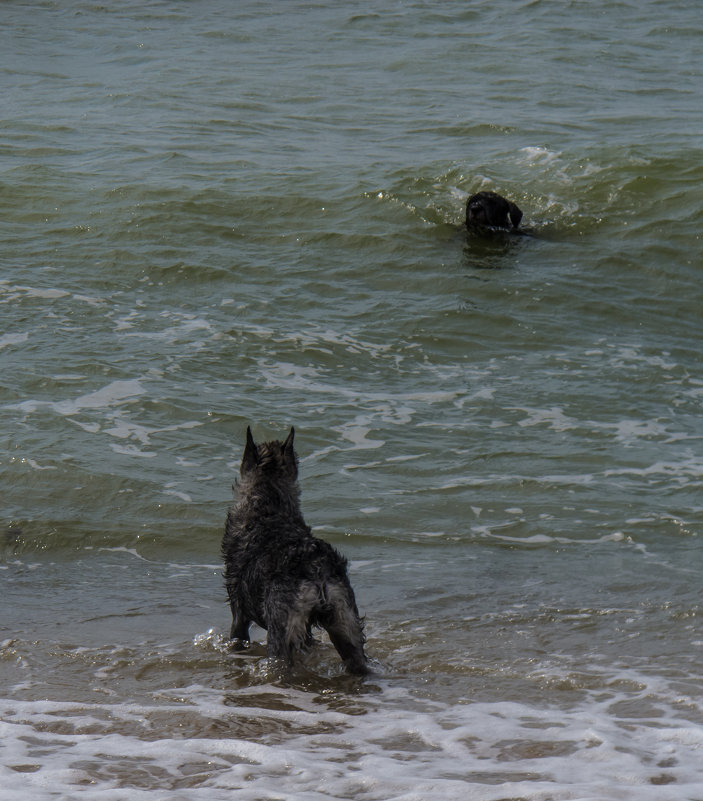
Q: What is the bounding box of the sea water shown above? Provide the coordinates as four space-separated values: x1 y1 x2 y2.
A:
2 1 703 798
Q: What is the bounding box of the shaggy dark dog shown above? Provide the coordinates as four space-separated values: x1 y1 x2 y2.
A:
222 426 368 675
466 190 523 231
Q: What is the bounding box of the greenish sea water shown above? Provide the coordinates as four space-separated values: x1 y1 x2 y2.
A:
2 2 703 798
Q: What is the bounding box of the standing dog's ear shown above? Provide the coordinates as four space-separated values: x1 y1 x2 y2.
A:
282 426 295 451
507 201 523 229
241 426 259 474
281 426 297 477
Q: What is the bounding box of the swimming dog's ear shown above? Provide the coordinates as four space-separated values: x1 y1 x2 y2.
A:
241 426 258 473
508 201 523 228
281 426 297 476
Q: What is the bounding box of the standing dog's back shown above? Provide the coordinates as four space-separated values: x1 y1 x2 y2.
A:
222 426 368 675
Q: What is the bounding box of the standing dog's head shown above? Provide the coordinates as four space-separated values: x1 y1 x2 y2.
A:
466 191 523 231
241 426 298 483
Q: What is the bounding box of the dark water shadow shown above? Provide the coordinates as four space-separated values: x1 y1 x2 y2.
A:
462 227 532 271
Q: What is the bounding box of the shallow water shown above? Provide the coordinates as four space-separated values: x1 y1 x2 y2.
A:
2 1 703 798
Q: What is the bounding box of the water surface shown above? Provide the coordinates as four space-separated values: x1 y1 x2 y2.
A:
2 1 703 798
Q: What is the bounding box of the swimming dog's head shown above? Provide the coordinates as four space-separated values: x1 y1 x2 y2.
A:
466 191 523 231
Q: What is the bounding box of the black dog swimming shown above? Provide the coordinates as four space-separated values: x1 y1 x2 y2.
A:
222 426 368 675
466 190 523 232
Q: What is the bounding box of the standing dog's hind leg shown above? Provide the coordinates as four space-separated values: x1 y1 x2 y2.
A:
325 619 368 675
323 584 368 675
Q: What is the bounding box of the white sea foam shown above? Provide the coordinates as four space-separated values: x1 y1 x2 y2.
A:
115 311 214 343
98 546 147 560
384 453 427 463
2 673 703 801
512 405 579 432
1 285 70 300
338 418 386 449
605 457 703 481
611 418 672 444
259 360 461 406
163 487 194 503
518 146 563 166
481 530 631 547
9 457 57 471
0 332 29 349
109 442 157 457
0 282 104 305
103 416 202 445
9 379 146 416
517 146 574 188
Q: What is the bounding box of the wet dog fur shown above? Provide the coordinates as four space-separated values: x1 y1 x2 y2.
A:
222 426 368 675
466 190 523 231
